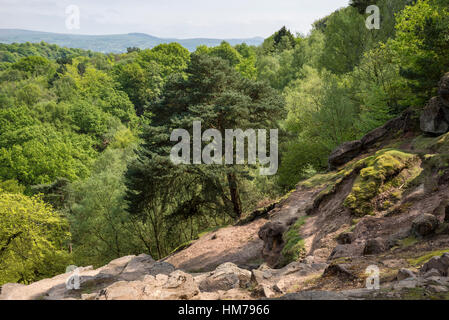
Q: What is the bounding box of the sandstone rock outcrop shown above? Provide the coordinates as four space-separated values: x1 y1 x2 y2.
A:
196 262 251 292
98 271 199 300
328 140 362 170
329 109 416 169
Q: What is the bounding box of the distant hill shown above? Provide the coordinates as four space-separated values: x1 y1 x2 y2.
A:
0 29 264 53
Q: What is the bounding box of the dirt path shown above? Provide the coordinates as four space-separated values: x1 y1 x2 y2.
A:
164 218 267 272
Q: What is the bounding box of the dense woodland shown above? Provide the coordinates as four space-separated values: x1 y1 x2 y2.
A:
1 0 448 285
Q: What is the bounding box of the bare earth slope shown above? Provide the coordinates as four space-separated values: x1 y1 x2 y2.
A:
164 218 267 272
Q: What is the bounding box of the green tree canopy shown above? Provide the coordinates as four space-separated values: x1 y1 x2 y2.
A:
0 191 71 285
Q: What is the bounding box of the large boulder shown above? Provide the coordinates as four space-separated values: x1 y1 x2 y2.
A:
411 214 440 237
420 97 449 135
258 221 286 267
119 255 175 281
197 263 251 292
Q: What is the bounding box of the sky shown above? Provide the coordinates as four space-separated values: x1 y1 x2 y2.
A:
0 0 349 39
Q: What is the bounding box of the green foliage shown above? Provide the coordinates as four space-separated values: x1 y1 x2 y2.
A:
0 123 96 186
66 143 147 267
319 7 372 74
278 67 359 187
277 139 324 189
0 45 141 188
0 191 72 285
275 0 416 189
390 0 449 103
207 41 242 67
113 61 162 116
261 26 297 54
0 180 26 194
12 56 55 77
348 44 410 130
196 42 258 79
138 43 190 78
0 42 94 63
319 0 411 75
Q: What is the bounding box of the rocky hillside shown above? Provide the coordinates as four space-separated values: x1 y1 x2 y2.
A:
3 74 449 301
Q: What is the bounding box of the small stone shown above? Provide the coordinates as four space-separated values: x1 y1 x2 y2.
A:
397 269 416 281
323 264 355 280
427 285 448 293
260 284 277 298
336 232 352 245
363 238 386 255
81 293 97 300
262 270 272 279
394 279 418 290
303 256 315 264
411 214 440 237
423 268 442 278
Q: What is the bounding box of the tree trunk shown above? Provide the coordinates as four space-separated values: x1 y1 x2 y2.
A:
227 172 242 219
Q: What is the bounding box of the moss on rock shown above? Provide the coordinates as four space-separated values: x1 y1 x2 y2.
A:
280 217 308 266
344 149 419 216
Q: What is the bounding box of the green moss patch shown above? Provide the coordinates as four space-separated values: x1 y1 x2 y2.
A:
398 236 419 248
281 216 308 266
299 157 361 191
408 249 449 267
